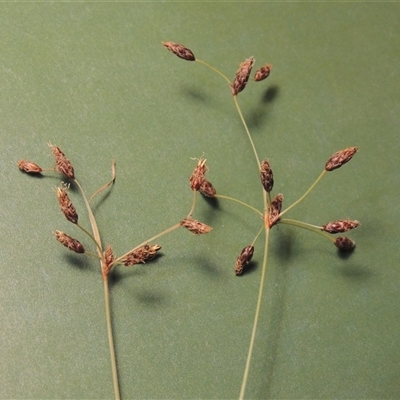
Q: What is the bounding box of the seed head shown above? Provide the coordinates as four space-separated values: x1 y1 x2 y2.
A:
189 157 207 191
325 146 358 172
162 41 196 61
17 160 42 174
199 179 216 198
180 217 212 235
49 143 75 179
231 56 255 96
322 219 360 234
54 230 85 254
260 159 274 193
57 184 78 224
254 64 272 82
334 236 356 252
235 245 254 276
123 244 162 266
103 245 114 277
268 194 283 228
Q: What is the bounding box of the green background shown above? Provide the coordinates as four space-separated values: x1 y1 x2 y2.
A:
1 2 399 399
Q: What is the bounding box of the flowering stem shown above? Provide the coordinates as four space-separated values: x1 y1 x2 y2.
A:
76 222 102 253
233 95 261 169
196 59 231 85
187 190 197 218
215 194 263 217
103 275 120 400
239 226 270 400
113 222 181 266
279 218 335 241
279 170 326 218
74 178 120 400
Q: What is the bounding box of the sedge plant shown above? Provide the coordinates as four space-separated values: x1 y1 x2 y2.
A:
163 41 360 399
17 144 215 399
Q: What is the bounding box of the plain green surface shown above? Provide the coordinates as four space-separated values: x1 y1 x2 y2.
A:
1 3 399 399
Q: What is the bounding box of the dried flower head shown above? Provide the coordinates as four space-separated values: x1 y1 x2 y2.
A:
162 41 196 61
54 230 85 254
180 217 212 235
334 236 356 252
17 160 42 174
235 245 255 276
49 143 75 179
268 194 283 228
123 244 162 266
199 179 216 198
322 219 360 234
57 184 78 224
231 56 255 96
102 244 115 277
260 159 274 193
189 157 207 191
254 64 272 82
325 146 358 172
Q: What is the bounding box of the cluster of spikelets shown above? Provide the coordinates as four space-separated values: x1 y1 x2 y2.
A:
163 41 360 276
18 143 214 279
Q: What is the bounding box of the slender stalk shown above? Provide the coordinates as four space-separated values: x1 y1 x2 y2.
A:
215 194 263 217
233 96 261 169
196 59 231 85
279 218 335 241
239 226 270 400
187 190 197 218
103 275 121 400
113 222 181 265
74 178 103 255
74 178 120 400
251 225 265 246
76 222 102 253
279 170 326 218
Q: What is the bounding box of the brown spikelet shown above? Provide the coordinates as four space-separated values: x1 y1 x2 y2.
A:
254 64 272 82
123 244 162 266
322 219 360 234
231 56 255 96
268 194 283 228
334 236 356 252
102 245 115 277
199 179 216 198
17 160 43 174
57 184 78 224
260 159 274 193
49 143 75 179
235 245 254 276
180 217 212 235
54 230 85 254
162 41 196 61
189 157 207 191
325 146 358 172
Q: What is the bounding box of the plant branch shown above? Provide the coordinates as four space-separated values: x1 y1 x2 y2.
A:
239 226 270 400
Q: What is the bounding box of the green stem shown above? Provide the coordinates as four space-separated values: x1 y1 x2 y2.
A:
187 190 197 218
279 218 335 241
279 170 326 218
103 275 120 400
74 178 120 400
113 222 181 266
76 222 102 253
215 194 263 217
233 95 261 169
74 179 103 255
196 59 231 85
239 226 270 400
